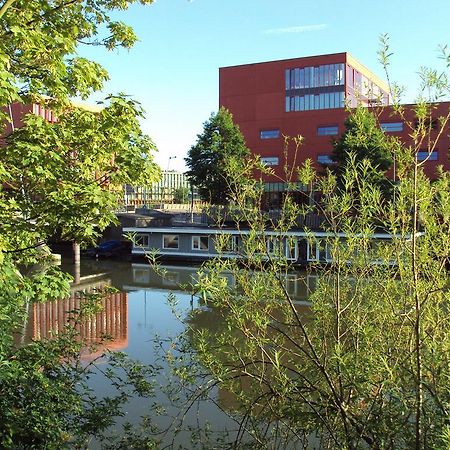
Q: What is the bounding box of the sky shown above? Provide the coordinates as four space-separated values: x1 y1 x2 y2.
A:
80 0 450 172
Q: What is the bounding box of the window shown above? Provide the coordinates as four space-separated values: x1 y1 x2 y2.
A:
221 235 239 253
307 239 330 262
192 236 209 251
285 69 290 90
133 268 150 284
163 234 179 249
317 155 334 165
162 271 180 287
317 125 339 136
135 234 149 248
267 237 281 255
260 129 280 139
380 122 403 132
285 63 346 112
307 240 318 261
417 151 438 161
260 156 279 166
286 237 297 260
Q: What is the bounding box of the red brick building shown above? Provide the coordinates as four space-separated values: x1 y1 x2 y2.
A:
1 102 57 136
219 52 450 206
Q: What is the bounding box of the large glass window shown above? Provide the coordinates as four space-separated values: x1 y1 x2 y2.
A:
299 68 305 88
317 155 334 165
318 125 339 136
417 151 438 161
260 156 279 166
285 63 346 112
380 122 404 132
163 234 179 249
294 68 300 88
260 129 280 139
285 63 345 88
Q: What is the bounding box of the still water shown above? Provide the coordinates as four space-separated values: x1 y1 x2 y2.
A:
26 259 314 448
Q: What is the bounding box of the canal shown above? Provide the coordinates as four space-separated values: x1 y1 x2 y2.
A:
23 258 314 448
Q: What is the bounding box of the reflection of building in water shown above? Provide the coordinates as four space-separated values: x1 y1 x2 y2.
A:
26 277 128 353
127 263 316 304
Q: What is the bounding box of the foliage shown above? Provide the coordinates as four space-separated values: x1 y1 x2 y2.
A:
0 0 161 447
168 53 450 448
173 186 190 204
185 107 250 204
2 95 159 247
0 291 160 449
331 106 395 196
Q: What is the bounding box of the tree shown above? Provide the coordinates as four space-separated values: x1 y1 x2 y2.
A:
0 1 161 447
185 107 250 204
167 48 450 448
331 106 395 196
173 185 190 204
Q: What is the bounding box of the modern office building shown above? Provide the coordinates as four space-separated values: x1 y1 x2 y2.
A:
220 52 450 206
124 170 193 206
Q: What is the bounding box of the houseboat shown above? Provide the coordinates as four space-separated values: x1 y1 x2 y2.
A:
122 226 417 266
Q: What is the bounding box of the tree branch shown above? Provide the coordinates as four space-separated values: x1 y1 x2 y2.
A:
0 0 16 20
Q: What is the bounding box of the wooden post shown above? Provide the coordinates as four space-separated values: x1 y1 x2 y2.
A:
73 242 80 284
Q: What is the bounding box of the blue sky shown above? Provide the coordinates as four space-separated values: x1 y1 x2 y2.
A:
81 0 450 171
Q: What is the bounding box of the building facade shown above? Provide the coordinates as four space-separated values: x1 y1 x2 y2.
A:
124 170 194 206
219 52 450 205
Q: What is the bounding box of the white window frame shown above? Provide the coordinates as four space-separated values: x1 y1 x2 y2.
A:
285 237 298 261
192 235 209 251
267 237 281 256
135 234 150 248
307 239 332 262
162 234 179 250
223 235 239 253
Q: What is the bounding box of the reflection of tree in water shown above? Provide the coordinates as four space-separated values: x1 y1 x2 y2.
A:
177 270 317 448
7 271 161 449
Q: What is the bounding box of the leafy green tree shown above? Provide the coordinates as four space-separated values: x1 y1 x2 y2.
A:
331 106 395 196
0 0 161 447
185 107 250 204
173 185 190 204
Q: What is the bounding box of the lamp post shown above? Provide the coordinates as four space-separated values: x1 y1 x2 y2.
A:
160 155 177 209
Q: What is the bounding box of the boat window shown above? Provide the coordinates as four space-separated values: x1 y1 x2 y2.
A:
267 237 283 256
308 239 328 261
219 235 239 253
286 237 297 260
135 234 149 248
192 235 209 251
163 234 179 249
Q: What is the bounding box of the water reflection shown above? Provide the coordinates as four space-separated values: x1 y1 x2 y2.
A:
20 273 129 356
26 259 317 447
